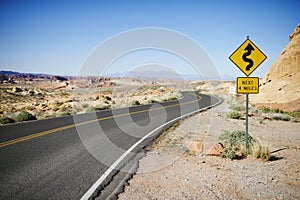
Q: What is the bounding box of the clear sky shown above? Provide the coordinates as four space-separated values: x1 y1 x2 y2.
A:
0 0 299 79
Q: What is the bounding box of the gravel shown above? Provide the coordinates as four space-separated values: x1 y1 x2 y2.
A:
118 95 300 200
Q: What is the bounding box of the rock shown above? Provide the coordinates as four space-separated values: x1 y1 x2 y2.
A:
105 96 112 101
8 78 16 84
251 24 300 112
208 143 224 156
189 141 203 154
0 74 8 82
289 24 300 41
12 87 23 93
262 116 273 121
248 113 258 117
158 87 165 92
28 89 35 95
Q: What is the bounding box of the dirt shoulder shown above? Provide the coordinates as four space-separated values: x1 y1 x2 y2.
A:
118 95 300 200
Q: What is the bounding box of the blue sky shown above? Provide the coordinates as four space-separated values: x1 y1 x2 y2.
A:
0 0 299 79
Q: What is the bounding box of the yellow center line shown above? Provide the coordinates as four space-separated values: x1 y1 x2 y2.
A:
0 97 201 148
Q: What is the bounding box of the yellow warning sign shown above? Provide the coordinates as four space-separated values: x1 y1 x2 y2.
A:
237 77 259 94
229 38 267 76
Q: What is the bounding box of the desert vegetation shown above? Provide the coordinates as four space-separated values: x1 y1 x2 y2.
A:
227 111 242 119
225 92 300 123
260 107 300 122
0 75 182 125
218 130 270 160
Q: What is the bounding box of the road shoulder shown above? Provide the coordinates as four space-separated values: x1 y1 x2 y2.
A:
118 99 300 199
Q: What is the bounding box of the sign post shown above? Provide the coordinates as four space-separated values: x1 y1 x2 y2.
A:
229 85 236 111
245 93 249 148
229 36 266 150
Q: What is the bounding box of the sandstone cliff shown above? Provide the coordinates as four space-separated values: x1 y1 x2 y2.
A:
251 24 300 112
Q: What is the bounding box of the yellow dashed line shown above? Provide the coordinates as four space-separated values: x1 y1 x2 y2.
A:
0 97 201 148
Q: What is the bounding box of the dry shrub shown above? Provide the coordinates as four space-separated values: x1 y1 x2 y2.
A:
227 111 242 119
14 111 37 122
251 144 270 160
219 130 270 161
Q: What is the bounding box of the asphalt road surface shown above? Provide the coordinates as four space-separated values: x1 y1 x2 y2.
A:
0 91 220 199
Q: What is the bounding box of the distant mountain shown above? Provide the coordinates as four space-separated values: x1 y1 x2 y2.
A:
0 70 68 81
0 70 20 75
106 71 234 81
0 70 235 82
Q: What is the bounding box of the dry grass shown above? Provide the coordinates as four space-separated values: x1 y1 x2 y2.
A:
251 143 271 160
219 130 270 161
151 120 182 148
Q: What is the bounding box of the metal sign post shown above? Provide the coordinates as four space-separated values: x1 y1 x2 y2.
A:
245 94 249 149
229 36 266 150
229 85 236 111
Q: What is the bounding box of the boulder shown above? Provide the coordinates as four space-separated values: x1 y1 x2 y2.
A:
208 143 224 156
12 87 23 93
189 141 203 154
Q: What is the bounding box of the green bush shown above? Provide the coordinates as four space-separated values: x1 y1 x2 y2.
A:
95 105 110 111
0 116 16 124
85 106 96 113
59 105 68 112
58 112 71 117
44 114 57 119
290 111 300 122
262 107 285 114
147 99 158 104
85 105 110 113
52 106 59 111
262 107 270 113
14 111 37 122
233 106 243 111
261 108 300 122
227 111 242 119
219 130 256 159
274 108 285 113
162 96 178 102
272 114 291 121
290 111 300 118
82 103 89 108
132 100 141 106
219 130 270 160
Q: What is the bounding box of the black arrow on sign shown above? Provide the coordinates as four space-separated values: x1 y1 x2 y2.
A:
242 43 255 71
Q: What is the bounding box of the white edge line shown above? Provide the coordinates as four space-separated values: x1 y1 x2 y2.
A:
81 96 222 200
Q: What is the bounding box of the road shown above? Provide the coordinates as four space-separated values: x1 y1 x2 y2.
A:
0 91 220 199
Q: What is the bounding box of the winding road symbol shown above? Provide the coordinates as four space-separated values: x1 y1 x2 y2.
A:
229 38 267 77
242 43 255 71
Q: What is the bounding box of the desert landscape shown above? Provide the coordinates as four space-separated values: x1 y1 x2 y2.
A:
0 73 183 124
1 1 299 200
118 99 300 199
116 24 300 199
0 23 299 200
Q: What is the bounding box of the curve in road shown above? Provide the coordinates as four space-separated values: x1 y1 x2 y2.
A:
0 91 221 199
